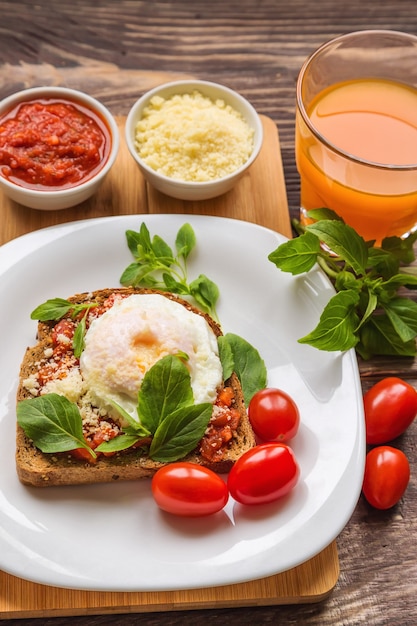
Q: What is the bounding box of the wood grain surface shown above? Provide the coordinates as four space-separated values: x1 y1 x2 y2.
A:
1 1 417 625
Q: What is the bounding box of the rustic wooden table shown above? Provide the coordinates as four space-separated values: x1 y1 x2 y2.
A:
1 1 417 625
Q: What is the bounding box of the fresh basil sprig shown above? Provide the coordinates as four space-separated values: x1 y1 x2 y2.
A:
120 222 220 321
268 209 417 359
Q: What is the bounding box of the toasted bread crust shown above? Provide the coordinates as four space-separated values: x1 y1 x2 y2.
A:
16 288 256 487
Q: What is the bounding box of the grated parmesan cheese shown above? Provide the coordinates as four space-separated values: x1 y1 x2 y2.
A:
41 368 86 403
134 90 254 182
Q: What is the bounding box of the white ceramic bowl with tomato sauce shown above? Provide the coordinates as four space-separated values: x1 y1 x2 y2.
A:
125 80 263 201
0 86 119 210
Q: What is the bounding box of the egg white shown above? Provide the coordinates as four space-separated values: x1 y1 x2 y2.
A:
79 294 223 421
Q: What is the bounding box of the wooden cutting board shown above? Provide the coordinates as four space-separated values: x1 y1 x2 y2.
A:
0 115 340 618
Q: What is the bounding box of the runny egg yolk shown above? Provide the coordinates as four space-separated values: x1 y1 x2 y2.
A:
79 294 223 419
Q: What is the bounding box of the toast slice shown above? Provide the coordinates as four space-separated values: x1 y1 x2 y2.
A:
16 288 256 487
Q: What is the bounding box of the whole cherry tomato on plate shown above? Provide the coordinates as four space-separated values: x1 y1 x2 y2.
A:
248 388 300 442
227 442 300 505
362 446 410 510
151 462 229 517
363 377 417 444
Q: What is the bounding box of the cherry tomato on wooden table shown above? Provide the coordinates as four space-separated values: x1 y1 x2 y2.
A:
248 388 300 442
151 462 229 517
362 446 410 510
227 442 300 505
364 377 417 445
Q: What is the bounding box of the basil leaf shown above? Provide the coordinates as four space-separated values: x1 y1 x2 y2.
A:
138 222 153 255
175 223 196 260
358 315 417 359
149 403 212 462
151 234 174 265
73 313 86 358
108 400 151 437
30 298 73 321
31 298 98 322
218 333 267 405
381 233 417 265
357 290 378 328
381 297 417 343
367 247 400 279
162 273 190 294
95 433 145 453
268 231 321 275
307 208 345 222
306 221 369 275
382 273 417 291
17 393 95 458
299 290 360 352
138 355 194 433
189 274 220 314
125 229 143 256
217 336 234 381
120 262 158 287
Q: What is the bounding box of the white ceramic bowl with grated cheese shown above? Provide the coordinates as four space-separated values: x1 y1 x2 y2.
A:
125 80 263 201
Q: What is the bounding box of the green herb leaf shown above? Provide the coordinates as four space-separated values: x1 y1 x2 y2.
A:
298 290 360 352
381 297 417 343
268 231 321 275
306 220 369 275
189 274 219 315
357 315 417 359
120 262 158 288
73 313 87 358
381 233 417 265
149 403 212 462
162 273 190 294
120 222 220 320
271 210 417 358
137 355 194 433
151 234 175 263
218 333 267 405
30 298 98 322
125 229 143 256
30 298 74 321
95 433 146 453
356 289 378 329
175 223 196 260
367 247 400 279
382 273 417 291
17 393 95 458
218 336 234 381
108 400 151 437
307 208 345 222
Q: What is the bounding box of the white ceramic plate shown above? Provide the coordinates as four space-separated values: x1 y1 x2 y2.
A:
0 214 365 592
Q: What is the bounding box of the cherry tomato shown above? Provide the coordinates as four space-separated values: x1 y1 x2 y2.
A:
364 377 417 444
248 388 300 442
227 442 300 505
362 446 410 510
151 462 229 517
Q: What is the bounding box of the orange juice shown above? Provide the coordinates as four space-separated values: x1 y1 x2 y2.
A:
296 78 417 243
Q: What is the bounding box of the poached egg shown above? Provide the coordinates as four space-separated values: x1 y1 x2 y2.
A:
79 293 223 420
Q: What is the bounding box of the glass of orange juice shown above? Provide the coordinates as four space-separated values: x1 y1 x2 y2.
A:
296 30 417 244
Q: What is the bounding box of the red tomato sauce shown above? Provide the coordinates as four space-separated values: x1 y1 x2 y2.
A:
0 98 112 189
